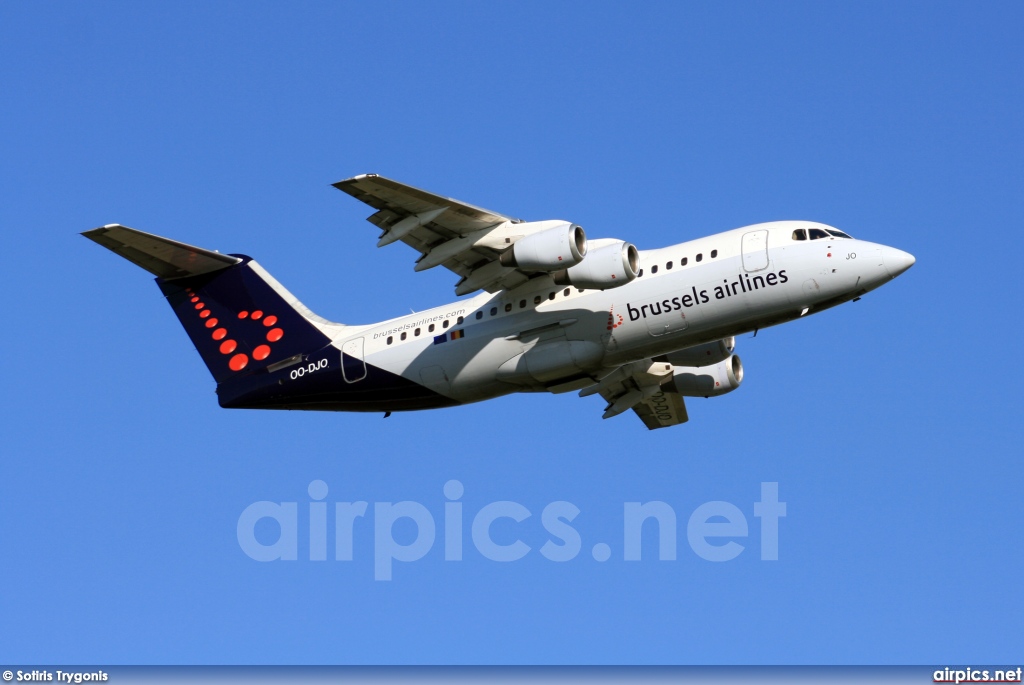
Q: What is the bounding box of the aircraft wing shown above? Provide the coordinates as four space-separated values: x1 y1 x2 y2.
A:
590 381 689 430
333 174 546 295
578 359 683 429
630 388 690 430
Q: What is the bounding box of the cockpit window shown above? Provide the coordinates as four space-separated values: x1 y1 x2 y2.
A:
826 229 854 239
792 229 807 241
809 228 830 240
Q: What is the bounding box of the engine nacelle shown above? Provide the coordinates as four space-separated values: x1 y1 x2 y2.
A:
669 355 744 398
551 239 639 290
499 221 587 272
662 337 736 368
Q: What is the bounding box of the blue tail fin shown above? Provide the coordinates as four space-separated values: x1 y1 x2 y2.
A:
84 225 333 385
156 258 332 384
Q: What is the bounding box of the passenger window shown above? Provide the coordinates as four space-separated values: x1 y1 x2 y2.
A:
429 323 435 332
414 328 421 336
563 288 570 296
809 228 829 240
400 332 407 341
666 261 673 270
638 269 644 277
475 311 483 320
457 316 464 324
548 292 555 300
696 253 703 262
443 320 450 328
505 303 512 312
792 229 807 241
490 306 498 316
681 257 688 266
651 265 659 274
534 295 542 305
519 299 526 309
711 249 718 258
387 336 393 345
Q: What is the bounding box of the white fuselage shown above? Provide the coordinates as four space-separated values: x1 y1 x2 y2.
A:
328 221 912 405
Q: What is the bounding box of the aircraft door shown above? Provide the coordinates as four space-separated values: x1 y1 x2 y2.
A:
341 337 367 383
741 229 770 272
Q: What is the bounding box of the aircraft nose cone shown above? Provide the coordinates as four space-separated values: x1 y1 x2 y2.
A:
883 247 916 279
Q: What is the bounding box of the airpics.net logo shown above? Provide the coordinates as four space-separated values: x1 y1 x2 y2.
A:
236 481 787 580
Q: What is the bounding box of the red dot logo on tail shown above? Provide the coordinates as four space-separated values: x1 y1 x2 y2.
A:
186 295 285 374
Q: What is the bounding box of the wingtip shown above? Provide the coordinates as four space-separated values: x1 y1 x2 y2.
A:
81 224 125 238
332 173 378 189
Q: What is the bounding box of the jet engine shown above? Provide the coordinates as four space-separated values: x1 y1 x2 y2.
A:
669 355 744 398
662 337 736 368
551 239 639 290
499 221 587 271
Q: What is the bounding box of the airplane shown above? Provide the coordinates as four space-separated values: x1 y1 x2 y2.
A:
83 173 914 429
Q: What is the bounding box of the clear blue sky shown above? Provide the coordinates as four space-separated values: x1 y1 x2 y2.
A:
1 1 1021 665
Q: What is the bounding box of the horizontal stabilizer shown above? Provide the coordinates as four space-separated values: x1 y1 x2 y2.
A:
82 224 240 279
